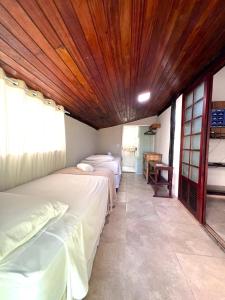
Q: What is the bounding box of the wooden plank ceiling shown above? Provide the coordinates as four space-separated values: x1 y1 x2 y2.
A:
1 0 225 128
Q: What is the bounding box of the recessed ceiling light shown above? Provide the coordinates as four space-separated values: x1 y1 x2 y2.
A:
137 91 151 103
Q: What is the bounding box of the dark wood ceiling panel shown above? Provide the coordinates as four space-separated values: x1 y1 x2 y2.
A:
1 0 225 128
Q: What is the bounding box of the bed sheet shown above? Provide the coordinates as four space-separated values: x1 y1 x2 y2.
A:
81 156 122 176
0 222 68 300
1 174 109 300
55 167 117 213
114 174 121 189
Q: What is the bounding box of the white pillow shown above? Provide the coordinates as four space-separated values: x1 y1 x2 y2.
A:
85 155 114 162
0 192 68 261
77 163 94 172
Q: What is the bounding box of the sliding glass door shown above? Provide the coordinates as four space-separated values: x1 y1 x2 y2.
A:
179 80 211 223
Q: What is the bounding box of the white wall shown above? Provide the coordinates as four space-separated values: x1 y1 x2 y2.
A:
65 115 98 167
208 66 225 186
212 66 225 101
65 115 157 167
154 96 182 197
155 107 171 164
97 125 123 156
208 136 225 186
97 116 157 156
98 125 123 156
173 96 182 197
207 167 225 186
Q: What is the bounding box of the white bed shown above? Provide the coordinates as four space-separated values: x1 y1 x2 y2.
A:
0 220 68 300
0 174 109 300
81 156 122 189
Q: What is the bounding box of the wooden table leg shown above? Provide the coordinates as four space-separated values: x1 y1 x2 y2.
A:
153 185 158 197
169 184 172 198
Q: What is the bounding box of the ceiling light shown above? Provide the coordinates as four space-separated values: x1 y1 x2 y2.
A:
137 91 151 103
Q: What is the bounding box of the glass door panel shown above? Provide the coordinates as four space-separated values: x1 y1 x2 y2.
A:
193 100 203 118
190 151 200 167
184 122 191 135
190 166 199 183
182 164 189 177
194 82 204 102
185 107 192 121
182 150 190 163
192 117 202 134
186 92 193 107
191 134 201 149
183 136 190 149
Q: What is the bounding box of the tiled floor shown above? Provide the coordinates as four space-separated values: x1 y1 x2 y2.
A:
206 195 225 241
85 173 225 300
122 166 135 172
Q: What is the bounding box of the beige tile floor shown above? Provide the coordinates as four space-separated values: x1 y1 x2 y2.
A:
206 195 225 241
85 173 225 300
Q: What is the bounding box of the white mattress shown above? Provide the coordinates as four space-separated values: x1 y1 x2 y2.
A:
1 174 109 300
81 156 122 176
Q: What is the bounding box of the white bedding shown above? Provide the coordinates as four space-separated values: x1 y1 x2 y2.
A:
1 174 108 300
114 174 121 190
81 156 122 187
84 155 114 162
0 192 68 262
81 156 121 175
0 223 68 300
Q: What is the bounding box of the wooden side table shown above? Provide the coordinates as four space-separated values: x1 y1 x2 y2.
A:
143 152 162 182
148 163 173 198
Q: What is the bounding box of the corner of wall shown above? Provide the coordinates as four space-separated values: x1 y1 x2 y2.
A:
64 115 98 167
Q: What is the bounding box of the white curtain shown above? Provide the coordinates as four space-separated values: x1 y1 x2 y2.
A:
0 68 66 191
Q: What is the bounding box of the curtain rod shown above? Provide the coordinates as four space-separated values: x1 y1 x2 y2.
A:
4 76 70 114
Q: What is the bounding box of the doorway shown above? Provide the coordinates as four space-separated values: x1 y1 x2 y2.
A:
122 125 154 173
205 66 225 244
122 126 138 173
178 64 225 247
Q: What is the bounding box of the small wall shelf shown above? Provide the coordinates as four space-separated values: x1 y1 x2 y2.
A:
144 123 161 135
210 101 225 139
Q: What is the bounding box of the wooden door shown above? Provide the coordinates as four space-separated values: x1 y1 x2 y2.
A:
178 80 211 223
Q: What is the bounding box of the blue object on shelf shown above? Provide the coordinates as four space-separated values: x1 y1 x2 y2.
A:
211 109 225 127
